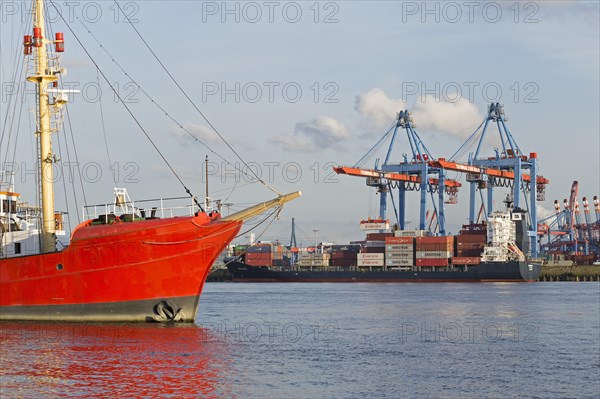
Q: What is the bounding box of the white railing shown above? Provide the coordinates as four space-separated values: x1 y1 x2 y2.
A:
82 196 219 223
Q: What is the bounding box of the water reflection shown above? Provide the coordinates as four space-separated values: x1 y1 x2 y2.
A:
0 322 235 398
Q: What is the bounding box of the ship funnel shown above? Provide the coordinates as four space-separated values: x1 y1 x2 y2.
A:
221 191 301 222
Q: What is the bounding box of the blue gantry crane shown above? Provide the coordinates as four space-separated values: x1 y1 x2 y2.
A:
335 110 461 236
335 103 550 259
447 103 548 258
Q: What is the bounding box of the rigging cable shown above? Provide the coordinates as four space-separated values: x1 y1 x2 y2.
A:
1 10 30 165
96 67 113 168
353 121 396 169
115 0 281 196
72 15 262 194
48 0 204 211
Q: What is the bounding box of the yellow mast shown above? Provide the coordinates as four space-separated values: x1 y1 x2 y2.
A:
27 0 58 252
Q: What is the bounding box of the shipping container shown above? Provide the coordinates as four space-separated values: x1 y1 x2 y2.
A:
416 258 449 266
357 253 384 260
246 258 272 266
456 235 486 243
360 221 390 231
357 259 385 267
416 243 453 252
385 236 414 245
330 259 357 267
362 246 386 254
330 245 361 252
245 252 273 258
456 249 484 257
456 242 485 248
416 236 453 244
366 233 394 241
394 229 428 237
385 258 413 266
386 244 414 252
330 251 359 260
385 252 414 259
365 240 386 247
246 245 273 253
416 251 452 259
451 257 481 265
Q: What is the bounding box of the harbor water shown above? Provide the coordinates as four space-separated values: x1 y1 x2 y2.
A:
1 282 599 398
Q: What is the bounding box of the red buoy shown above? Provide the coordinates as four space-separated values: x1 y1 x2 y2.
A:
55 32 64 53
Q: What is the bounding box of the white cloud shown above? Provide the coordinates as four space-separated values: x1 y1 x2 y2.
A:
355 88 482 139
270 116 351 152
411 96 482 140
169 123 220 145
355 88 406 129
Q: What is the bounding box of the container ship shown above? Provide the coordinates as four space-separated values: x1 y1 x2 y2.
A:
226 204 542 283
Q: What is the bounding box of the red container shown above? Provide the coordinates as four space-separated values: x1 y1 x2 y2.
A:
416 258 449 267
456 249 483 257
456 235 487 244
456 242 485 250
385 236 413 244
331 259 356 267
331 251 358 260
366 233 394 241
416 243 453 252
362 247 385 254
246 258 271 266
452 257 481 265
416 236 453 245
246 253 273 261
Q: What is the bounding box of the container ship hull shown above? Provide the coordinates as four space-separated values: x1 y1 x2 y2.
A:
226 261 541 283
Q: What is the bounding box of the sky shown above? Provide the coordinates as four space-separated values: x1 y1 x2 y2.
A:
1 0 599 247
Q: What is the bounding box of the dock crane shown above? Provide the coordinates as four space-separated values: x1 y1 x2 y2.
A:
335 103 549 258
334 110 461 235
537 181 599 260
445 103 548 258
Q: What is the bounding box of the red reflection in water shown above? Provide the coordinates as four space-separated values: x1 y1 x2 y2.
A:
0 323 235 398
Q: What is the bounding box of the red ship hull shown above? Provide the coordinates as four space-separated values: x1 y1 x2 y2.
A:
0 213 242 322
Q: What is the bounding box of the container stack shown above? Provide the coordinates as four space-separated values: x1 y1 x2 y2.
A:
453 226 487 265
363 232 392 253
415 236 453 267
245 244 278 267
385 236 414 269
330 245 360 267
357 253 384 269
297 253 330 267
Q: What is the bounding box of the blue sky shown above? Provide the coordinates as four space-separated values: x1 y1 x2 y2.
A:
1 0 599 245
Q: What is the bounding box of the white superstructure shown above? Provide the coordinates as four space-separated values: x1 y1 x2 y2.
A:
481 210 525 263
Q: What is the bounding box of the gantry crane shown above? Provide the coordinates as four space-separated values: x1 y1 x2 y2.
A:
334 110 461 235
538 181 600 258
335 103 549 258
447 103 548 258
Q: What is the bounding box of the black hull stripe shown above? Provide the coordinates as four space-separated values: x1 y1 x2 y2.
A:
0 296 199 322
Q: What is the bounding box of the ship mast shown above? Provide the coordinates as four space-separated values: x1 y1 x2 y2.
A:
27 0 58 252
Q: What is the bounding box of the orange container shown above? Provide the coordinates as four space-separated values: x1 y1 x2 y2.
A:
385 236 414 244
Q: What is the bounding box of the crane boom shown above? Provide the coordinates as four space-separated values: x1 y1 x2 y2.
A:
333 166 461 188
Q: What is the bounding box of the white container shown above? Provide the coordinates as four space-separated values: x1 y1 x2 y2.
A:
386 259 413 266
394 229 428 237
357 253 384 260
357 259 385 266
416 251 452 259
385 252 413 259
